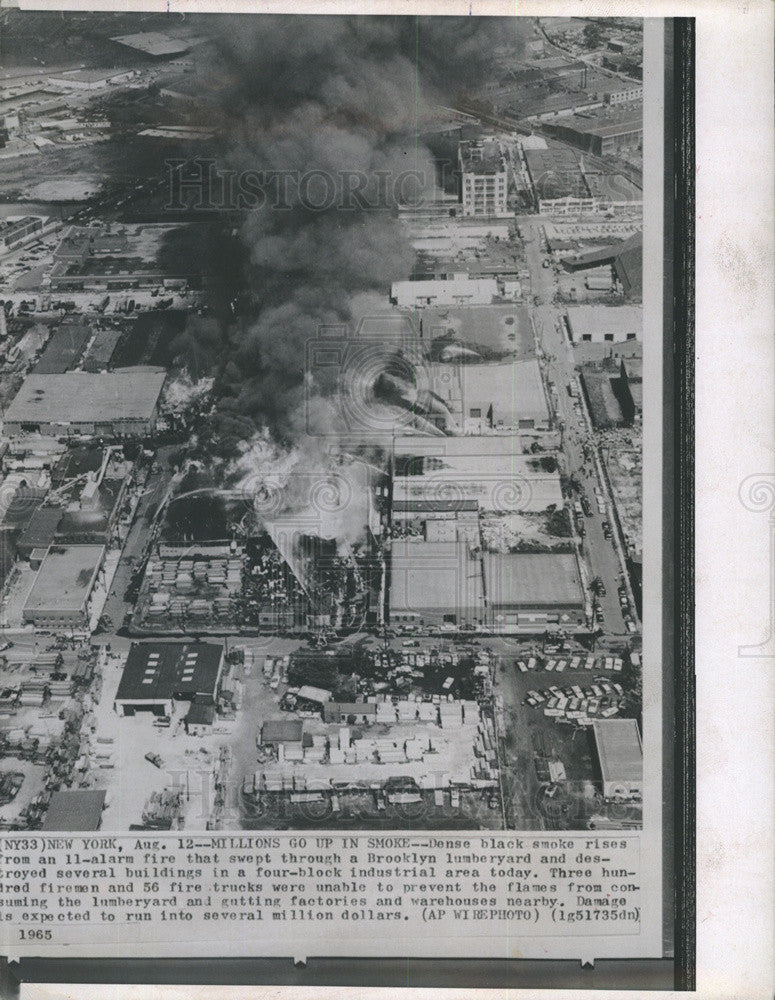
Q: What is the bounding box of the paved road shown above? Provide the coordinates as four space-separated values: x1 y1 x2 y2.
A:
517 214 633 639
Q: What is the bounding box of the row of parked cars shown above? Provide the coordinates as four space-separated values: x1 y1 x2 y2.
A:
516 655 624 673
523 678 626 722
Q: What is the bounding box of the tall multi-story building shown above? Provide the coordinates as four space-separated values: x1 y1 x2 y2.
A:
458 139 509 217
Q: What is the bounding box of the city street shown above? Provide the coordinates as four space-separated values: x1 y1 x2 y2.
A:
518 214 633 638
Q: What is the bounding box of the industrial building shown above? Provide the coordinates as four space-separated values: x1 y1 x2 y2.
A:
388 539 485 628
482 552 586 629
391 275 499 309
458 138 509 218
429 358 552 432
392 438 563 516
82 328 121 372
323 702 378 725
603 82 643 105
523 143 588 205
16 506 63 560
40 789 106 831
260 719 304 749
113 641 225 717
110 31 193 58
33 323 92 374
3 370 167 437
0 216 44 254
592 718 642 799
22 543 106 628
565 305 642 344
545 103 643 157
50 258 171 292
50 223 189 291
416 304 534 358
46 69 136 90
579 355 642 429
561 230 643 300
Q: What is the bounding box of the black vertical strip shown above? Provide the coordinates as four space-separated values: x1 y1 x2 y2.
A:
671 16 696 993
662 19 677 972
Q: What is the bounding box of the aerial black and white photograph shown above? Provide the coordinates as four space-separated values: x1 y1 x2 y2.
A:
0 11 644 833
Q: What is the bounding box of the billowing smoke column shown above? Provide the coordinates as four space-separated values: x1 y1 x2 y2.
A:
190 15 519 552
206 14 517 443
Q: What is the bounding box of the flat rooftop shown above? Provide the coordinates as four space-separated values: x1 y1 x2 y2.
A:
390 539 484 614
33 323 91 374
41 789 106 831
4 370 167 426
418 305 535 358
261 719 304 744
593 719 643 782
459 139 506 175
24 544 105 614
432 358 549 426
393 448 563 514
115 642 224 703
48 69 132 84
483 552 584 607
111 32 192 57
566 305 642 341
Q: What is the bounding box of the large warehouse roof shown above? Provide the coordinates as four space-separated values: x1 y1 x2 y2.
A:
592 719 643 783
115 642 224 703
33 323 91 374
111 32 192 57
390 540 484 613
565 305 642 342
483 552 584 607
41 789 106 831
461 358 549 427
4 370 166 426
261 719 304 745
24 544 105 615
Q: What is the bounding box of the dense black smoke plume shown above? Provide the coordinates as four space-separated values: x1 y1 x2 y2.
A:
175 14 519 454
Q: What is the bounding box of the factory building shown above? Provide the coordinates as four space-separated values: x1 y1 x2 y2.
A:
22 543 106 628
392 440 563 517
429 358 552 432
110 31 193 59
545 104 643 157
603 83 643 105
33 323 92 374
3 370 167 438
46 69 136 90
458 138 509 218
114 642 225 717
482 552 587 629
592 718 643 800
565 305 642 344
0 216 44 254
260 719 305 749
388 539 485 628
41 789 106 831
391 275 499 309
560 230 643 302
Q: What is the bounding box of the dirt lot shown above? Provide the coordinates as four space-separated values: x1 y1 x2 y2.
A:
494 657 611 831
0 757 45 825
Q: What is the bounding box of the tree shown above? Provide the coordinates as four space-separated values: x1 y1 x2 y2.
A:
583 22 603 49
589 576 604 596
